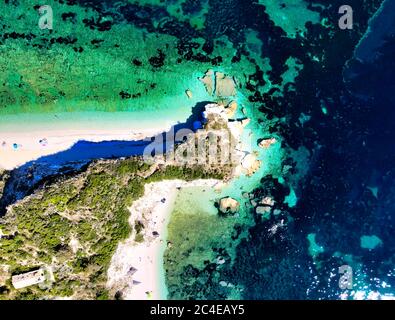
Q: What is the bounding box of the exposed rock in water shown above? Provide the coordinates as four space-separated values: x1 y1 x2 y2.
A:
261 196 275 207
185 89 193 99
225 101 238 118
256 206 271 214
259 138 277 149
219 197 240 214
240 153 261 176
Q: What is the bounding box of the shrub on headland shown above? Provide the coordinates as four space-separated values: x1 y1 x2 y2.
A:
0 158 225 300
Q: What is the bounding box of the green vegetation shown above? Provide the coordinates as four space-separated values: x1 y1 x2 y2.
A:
147 165 226 183
0 158 225 300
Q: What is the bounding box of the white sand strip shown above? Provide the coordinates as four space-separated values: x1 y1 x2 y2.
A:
0 127 169 170
106 179 220 300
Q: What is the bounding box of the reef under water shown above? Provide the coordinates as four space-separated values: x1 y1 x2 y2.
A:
0 0 394 300
163 0 395 300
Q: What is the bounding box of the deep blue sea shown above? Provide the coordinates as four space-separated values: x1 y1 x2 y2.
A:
220 0 395 300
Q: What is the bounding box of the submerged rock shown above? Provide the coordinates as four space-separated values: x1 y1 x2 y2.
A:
256 206 272 221
199 70 237 98
216 256 226 265
219 281 228 287
360 235 383 250
215 72 237 97
225 101 238 118
256 206 271 215
199 69 215 95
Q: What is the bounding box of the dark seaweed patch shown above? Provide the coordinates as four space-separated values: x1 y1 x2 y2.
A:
148 49 166 68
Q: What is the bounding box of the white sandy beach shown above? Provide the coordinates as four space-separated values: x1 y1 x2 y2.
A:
106 179 221 300
0 127 169 170
0 111 178 170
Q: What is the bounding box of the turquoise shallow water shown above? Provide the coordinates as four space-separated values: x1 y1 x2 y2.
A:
0 71 212 133
163 86 287 298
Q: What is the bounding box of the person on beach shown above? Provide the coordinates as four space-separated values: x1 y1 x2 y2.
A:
39 138 48 147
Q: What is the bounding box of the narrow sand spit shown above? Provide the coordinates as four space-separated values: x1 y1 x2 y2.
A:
0 127 168 170
106 179 221 300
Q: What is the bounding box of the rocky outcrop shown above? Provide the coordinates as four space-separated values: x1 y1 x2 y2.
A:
219 197 240 214
240 153 261 177
196 71 262 178
225 101 238 118
261 196 275 207
255 196 275 218
259 138 277 149
168 102 249 172
0 170 9 201
0 157 226 300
